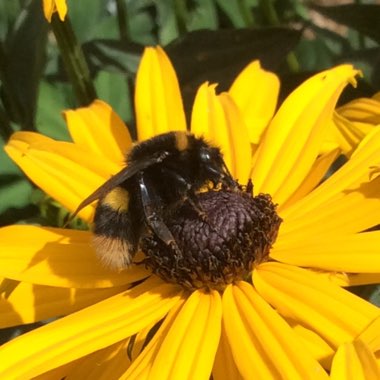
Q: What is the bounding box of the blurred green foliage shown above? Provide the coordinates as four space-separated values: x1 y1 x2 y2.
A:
1 0 380 229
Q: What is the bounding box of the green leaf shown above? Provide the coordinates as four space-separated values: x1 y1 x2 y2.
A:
0 1 21 40
0 145 33 217
94 70 133 124
295 39 334 71
310 3 380 44
82 39 143 77
187 0 218 31
125 0 157 45
1 0 48 130
155 0 179 44
67 0 112 41
36 81 73 141
215 0 251 28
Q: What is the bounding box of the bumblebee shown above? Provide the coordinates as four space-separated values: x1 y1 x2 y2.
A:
71 131 238 270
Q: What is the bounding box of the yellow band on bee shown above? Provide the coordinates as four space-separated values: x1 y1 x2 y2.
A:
102 187 130 211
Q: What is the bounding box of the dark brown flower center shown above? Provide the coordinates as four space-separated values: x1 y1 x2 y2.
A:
141 188 282 291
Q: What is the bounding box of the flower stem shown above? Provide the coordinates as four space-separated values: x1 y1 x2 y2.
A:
50 13 97 106
115 0 135 123
115 0 130 42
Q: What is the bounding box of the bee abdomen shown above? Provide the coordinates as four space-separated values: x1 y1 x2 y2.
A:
93 187 139 270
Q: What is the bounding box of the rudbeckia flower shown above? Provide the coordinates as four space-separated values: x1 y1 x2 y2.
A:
325 91 380 157
42 0 67 22
2 46 380 379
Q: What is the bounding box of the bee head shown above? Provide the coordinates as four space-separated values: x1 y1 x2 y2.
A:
168 133 238 191
196 144 237 189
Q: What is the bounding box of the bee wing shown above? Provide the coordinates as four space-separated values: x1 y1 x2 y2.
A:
69 150 170 221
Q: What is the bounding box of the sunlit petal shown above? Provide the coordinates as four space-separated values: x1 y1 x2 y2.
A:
252 65 359 205
314 271 380 288
338 93 380 125
135 47 186 141
4 132 121 221
0 225 149 288
148 290 222 380
229 60 279 144
357 315 380 352
272 232 380 272
0 280 128 328
223 282 328 379
330 112 372 156
280 127 380 238
254 263 380 348
64 99 132 165
65 339 131 380
330 340 380 380
122 298 185 379
289 322 334 370
213 322 243 380
32 359 80 380
0 277 183 379
279 148 340 210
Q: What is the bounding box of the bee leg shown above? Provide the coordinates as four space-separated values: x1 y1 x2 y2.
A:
138 173 182 255
160 167 206 219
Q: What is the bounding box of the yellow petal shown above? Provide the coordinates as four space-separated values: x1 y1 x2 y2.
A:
64 99 132 165
254 263 380 348
148 290 222 380
0 280 128 328
314 272 380 288
122 298 185 379
330 340 380 380
191 84 251 183
0 276 182 379
135 47 186 141
279 148 340 210
32 358 80 380
213 322 243 380
280 127 380 238
338 95 380 125
272 231 380 273
330 112 372 156
55 0 68 21
357 315 380 352
223 282 328 379
5 132 120 221
42 0 54 22
252 65 360 205
290 322 334 370
218 93 252 184
229 60 279 144
0 225 149 288
65 339 131 380
33 340 131 379
42 0 67 23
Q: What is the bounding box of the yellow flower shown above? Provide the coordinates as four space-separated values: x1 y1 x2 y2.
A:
324 91 380 157
42 0 67 22
1 46 380 379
